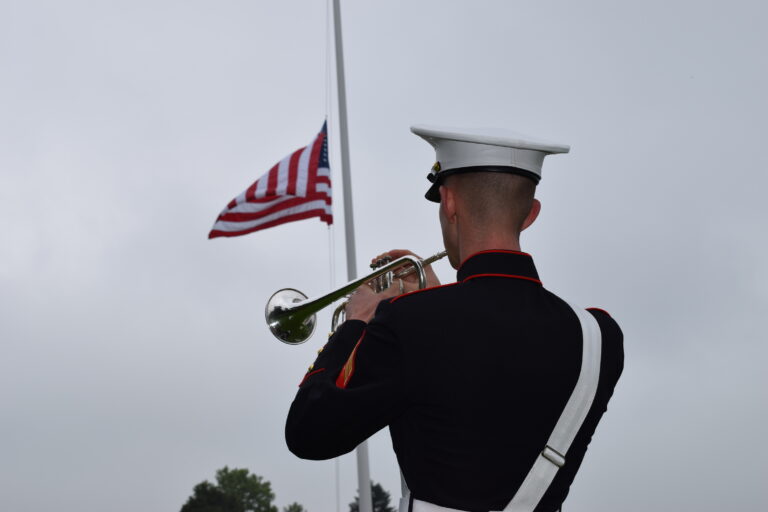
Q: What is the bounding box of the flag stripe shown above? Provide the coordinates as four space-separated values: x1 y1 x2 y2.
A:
218 175 330 213
276 154 291 196
296 142 312 197
219 194 331 222
253 164 273 200
209 122 332 239
210 200 332 237
307 130 323 194
315 181 331 197
222 200 332 229
244 179 258 203
209 209 331 239
266 162 279 196
287 148 300 195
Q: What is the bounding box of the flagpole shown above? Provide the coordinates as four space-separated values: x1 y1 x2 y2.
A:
331 2 373 512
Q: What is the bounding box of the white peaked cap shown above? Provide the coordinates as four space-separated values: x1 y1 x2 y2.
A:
410 124 570 202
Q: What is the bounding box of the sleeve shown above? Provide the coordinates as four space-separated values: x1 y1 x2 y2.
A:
285 299 410 460
587 307 625 382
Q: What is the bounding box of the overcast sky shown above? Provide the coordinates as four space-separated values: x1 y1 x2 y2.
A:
1 0 767 511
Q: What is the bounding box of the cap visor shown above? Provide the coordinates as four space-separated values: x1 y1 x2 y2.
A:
425 181 441 202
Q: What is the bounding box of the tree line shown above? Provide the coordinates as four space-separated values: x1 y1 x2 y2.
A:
181 467 395 512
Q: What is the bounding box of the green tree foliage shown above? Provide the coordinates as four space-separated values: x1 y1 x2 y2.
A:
180 481 243 512
349 482 395 512
215 467 278 512
181 467 295 512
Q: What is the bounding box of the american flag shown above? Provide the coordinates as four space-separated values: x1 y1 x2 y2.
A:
208 122 332 238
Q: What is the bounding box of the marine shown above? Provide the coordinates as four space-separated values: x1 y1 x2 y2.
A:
285 125 624 512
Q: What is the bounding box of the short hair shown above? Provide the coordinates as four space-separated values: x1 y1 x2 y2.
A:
446 172 536 233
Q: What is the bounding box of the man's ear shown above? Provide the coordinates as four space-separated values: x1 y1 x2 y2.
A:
439 185 456 223
521 199 541 231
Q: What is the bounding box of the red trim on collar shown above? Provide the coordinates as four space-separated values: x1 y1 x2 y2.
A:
458 249 532 270
587 307 612 318
462 273 542 285
389 282 459 303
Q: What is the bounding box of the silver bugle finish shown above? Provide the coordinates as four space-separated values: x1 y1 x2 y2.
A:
265 251 447 345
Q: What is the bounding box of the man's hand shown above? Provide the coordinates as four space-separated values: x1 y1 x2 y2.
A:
345 284 392 323
344 250 442 324
371 249 442 289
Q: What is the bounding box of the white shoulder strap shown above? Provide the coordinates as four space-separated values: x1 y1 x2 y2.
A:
504 303 602 512
399 303 602 512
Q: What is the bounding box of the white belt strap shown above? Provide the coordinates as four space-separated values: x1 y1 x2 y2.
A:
401 303 602 512
503 303 602 512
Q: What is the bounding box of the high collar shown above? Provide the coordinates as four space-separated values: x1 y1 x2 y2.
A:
456 250 541 285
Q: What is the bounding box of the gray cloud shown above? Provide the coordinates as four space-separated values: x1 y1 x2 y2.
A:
1 0 766 511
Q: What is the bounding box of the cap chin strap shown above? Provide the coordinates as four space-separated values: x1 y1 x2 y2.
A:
399 302 602 512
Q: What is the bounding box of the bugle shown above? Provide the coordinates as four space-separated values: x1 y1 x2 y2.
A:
265 250 447 345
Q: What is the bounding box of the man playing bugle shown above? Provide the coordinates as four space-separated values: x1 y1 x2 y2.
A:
286 125 624 512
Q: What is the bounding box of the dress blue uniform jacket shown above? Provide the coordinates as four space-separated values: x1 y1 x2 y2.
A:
286 250 624 512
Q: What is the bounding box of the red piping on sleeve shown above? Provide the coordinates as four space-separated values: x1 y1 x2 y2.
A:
389 282 459 303
299 368 326 387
